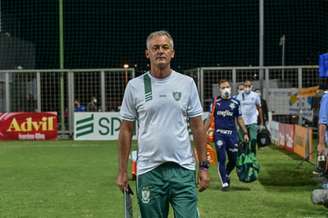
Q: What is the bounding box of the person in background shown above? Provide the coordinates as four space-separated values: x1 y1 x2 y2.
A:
254 89 269 125
210 79 249 191
237 80 264 155
116 30 209 218
318 89 328 156
232 84 245 99
237 84 245 95
87 96 98 112
74 99 86 112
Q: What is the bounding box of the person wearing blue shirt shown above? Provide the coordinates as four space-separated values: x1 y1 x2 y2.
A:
74 99 86 112
211 79 249 191
318 91 328 155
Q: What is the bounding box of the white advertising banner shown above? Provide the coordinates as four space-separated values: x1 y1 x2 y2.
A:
74 112 137 141
74 112 210 141
267 88 313 121
267 88 298 115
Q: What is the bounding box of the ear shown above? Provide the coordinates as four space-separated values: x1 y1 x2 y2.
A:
171 49 175 59
145 49 150 59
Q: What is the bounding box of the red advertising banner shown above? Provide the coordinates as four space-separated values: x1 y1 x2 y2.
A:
278 123 286 148
278 123 294 152
0 112 57 140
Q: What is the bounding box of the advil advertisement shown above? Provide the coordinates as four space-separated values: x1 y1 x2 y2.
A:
0 112 58 140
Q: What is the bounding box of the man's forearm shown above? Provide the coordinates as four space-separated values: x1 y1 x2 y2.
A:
319 124 327 145
194 130 207 161
258 107 264 125
190 117 207 161
237 117 248 135
118 127 133 172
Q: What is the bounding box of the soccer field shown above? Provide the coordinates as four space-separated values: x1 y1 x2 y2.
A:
0 141 327 218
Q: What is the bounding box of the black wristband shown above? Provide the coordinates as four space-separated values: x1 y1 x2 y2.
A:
199 160 210 170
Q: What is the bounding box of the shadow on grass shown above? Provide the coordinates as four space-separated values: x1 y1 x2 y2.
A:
259 164 317 186
207 183 251 192
258 147 318 189
229 186 251 192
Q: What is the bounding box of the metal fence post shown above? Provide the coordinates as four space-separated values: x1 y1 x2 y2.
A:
5 72 10 112
232 68 236 94
298 67 303 125
67 71 74 135
199 68 204 107
298 67 302 89
101 71 106 112
36 71 41 112
264 68 269 100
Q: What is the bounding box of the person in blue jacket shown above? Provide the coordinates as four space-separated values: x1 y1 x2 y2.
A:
211 79 249 191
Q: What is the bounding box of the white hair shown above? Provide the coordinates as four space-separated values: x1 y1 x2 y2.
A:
146 30 174 49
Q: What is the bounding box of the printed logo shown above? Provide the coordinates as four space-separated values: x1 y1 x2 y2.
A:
159 94 167 98
75 114 94 138
216 140 223 148
229 103 235 110
7 117 55 132
217 110 233 117
141 186 151 204
172 92 182 101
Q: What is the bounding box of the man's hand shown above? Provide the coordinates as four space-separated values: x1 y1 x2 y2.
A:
318 143 326 156
198 169 209 192
116 170 129 192
243 134 249 143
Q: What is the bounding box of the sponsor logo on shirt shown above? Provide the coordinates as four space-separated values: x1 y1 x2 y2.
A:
217 110 233 117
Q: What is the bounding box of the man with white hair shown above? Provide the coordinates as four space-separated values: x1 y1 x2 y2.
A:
116 30 209 218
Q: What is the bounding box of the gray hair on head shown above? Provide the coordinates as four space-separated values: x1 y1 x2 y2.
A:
146 30 174 49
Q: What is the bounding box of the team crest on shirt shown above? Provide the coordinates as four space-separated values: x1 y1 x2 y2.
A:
216 140 223 148
172 91 182 101
229 103 235 110
141 186 150 204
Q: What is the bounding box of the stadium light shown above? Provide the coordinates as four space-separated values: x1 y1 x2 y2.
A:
123 64 129 86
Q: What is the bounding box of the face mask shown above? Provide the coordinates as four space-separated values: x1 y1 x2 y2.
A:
221 88 231 99
244 87 252 94
238 90 244 95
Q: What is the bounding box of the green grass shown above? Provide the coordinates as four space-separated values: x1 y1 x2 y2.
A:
0 141 327 218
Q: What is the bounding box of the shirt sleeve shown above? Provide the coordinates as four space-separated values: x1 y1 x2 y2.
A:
187 80 203 117
119 81 137 121
319 94 328 125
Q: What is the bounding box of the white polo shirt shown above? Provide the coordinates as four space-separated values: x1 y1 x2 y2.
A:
120 71 203 175
237 91 261 125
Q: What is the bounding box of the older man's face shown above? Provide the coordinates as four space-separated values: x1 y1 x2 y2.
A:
145 35 175 69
